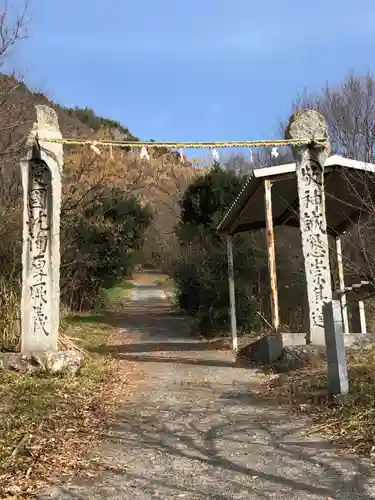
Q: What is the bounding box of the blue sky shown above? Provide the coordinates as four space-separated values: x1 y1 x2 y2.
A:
8 0 375 153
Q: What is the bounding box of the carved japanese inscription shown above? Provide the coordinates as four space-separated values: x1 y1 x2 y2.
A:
28 162 51 337
297 154 332 343
286 109 333 345
21 105 63 355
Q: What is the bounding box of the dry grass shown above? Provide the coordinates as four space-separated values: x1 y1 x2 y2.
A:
0 321 113 498
0 280 20 352
104 280 135 301
261 347 375 460
0 297 144 499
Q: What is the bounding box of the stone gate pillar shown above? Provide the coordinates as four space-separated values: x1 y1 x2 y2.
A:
286 110 332 345
20 106 63 354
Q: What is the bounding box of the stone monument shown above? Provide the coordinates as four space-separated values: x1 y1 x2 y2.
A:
20 105 63 355
286 110 333 345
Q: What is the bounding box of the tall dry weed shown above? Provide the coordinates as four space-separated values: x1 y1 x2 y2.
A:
0 280 20 351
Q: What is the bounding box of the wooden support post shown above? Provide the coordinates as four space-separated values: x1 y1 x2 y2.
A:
226 234 238 351
264 179 280 332
358 301 367 333
336 236 349 334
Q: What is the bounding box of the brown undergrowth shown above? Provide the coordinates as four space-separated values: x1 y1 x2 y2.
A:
0 288 145 499
259 347 375 462
0 279 20 352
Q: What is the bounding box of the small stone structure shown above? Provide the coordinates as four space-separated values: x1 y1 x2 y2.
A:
285 110 333 344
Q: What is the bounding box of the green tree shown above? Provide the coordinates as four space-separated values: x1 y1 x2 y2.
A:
177 163 244 241
61 189 152 310
172 165 264 335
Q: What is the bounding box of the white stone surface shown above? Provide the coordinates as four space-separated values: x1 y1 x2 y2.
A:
286 110 333 345
296 149 333 344
20 106 63 354
358 300 367 333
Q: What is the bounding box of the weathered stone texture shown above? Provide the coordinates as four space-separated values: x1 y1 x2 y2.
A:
20 106 63 354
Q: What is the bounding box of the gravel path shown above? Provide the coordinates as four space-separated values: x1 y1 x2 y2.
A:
39 278 375 499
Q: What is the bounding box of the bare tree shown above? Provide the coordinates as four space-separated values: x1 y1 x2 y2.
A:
0 0 31 205
223 153 252 176
283 71 375 313
139 151 203 268
0 0 28 60
224 147 294 177
61 144 182 216
0 1 30 351
286 71 375 162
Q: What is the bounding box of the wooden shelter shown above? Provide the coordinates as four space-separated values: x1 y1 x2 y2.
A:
217 154 375 349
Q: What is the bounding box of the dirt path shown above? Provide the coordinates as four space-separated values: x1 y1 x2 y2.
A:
39 274 375 499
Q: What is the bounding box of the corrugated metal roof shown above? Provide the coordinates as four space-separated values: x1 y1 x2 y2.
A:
217 155 375 235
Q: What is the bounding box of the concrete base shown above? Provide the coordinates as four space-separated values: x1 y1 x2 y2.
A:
264 332 375 349
301 333 375 347
239 330 375 367
280 332 375 348
343 333 375 348
238 332 307 365
238 334 282 364
280 332 307 346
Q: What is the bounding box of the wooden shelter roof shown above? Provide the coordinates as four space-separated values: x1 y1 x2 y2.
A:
217 155 375 236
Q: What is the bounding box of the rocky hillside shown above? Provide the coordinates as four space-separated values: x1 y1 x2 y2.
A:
0 72 201 185
0 74 203 268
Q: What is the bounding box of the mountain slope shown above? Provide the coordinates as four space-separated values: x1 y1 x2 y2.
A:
0 74 203 268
